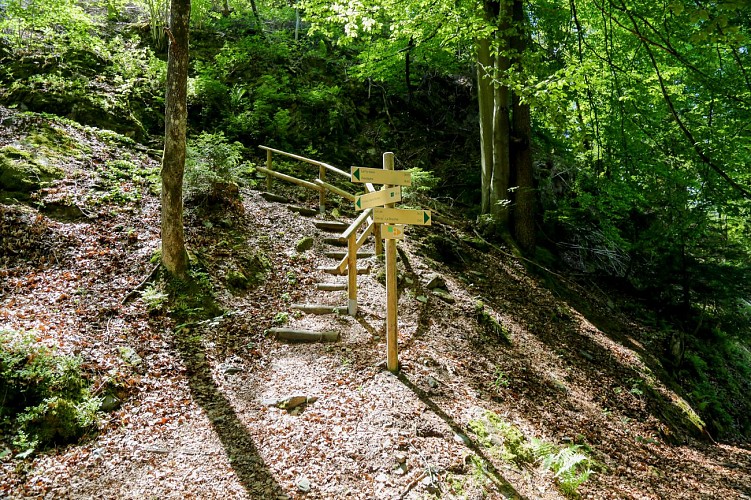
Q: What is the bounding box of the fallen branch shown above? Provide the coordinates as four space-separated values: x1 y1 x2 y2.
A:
121 263 161 305
398 471 427 500
269 328 340 342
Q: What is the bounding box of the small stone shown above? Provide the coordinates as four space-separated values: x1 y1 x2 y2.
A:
375 473 388 483
431 288 456 304
427 376 439 389
296 477 311 492
416 295 428 304
221 363 244 375
453 433 471 446
100 394 121 412
295 236 315 252
395 452 407 464
425 273 446 290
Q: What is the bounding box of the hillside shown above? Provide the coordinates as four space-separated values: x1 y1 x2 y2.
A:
1 107 750 498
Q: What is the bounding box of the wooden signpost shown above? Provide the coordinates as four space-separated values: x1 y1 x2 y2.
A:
381 224 404 240
373 207 431 226
351 166 412 186
352 154 431 373
355 186 402 210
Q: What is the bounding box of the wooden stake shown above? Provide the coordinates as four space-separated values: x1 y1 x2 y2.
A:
266 149 273 190
348 232 357 315
319 164 326 214
384 151 398 373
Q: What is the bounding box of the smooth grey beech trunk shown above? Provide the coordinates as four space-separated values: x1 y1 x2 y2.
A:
160 0 191 278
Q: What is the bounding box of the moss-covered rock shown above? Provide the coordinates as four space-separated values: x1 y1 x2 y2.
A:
0 145 63 196
295 236 315 252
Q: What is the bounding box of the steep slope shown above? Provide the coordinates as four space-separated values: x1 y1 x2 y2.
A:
1 108 750 498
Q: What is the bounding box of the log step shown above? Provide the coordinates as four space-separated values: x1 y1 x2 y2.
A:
260 192 289 203
317 283 348 291
314 220 349 232
323 237 347 247
291 303 348 315
288 205 318 216
318 266 370 276
269 328 339 342
324 251 375 259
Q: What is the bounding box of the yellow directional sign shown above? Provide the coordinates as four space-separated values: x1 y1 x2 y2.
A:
351 167 412 186
355 187 402 210
374 207 431 226
381 224 405 240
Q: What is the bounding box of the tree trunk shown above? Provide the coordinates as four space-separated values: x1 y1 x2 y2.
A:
490 4 511 223
477 36 494 215
510 0 535 253
161 0 190 278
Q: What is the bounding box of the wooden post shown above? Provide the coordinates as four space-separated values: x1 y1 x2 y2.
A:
374 224 383 256
266 149 273 190
384 152 398 373
319 164 327 214
347 232 357 315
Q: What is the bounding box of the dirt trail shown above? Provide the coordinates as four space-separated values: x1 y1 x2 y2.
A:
1 109 750 498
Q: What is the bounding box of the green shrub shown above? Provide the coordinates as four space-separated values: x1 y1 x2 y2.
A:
469 410 593 496
185 131 251 202
0 330 100 453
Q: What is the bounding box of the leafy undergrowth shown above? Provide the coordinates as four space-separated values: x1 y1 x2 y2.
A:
1 106 750 498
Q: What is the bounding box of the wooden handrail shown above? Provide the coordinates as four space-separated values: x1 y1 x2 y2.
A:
313 179 355 202
259 144 382 316
259 145 349 178
342 208 372 239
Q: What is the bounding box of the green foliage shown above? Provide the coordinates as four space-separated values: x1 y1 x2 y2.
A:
0 330 100 453
0 0 93 51
401 167 439 204
679 330 751 437
140 284 169 313
185 131 250 202
91 159 159 205
475 301 510 342
272 312 289 326
136 0 169 49
469 410 593 496
529 438 593 496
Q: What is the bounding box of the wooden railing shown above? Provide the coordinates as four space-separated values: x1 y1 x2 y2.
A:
258 145 383 315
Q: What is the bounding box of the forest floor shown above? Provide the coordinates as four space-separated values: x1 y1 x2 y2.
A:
1 107 751 499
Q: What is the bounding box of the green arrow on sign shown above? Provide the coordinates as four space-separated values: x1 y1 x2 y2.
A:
356 198 361 209
424 211 430 224
353 168 361 182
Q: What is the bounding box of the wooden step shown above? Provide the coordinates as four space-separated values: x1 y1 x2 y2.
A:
268 328 339 342
314 220 349 232
291 303 348 315
260 192 288 203
323 237 347 246
317 283 348 291
318 266 370 276
324 251 375 260
287 205 318 216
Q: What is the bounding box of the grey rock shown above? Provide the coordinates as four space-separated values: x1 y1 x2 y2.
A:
431 288 456 304
425 273 446 290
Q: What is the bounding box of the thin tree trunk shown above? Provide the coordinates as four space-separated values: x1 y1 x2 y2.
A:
477 37 494 215
490 3 511 223
511 0 535 252
161 0 190 278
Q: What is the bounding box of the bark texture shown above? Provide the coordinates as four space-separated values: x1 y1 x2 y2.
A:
161 0 191 278
511 0 535 252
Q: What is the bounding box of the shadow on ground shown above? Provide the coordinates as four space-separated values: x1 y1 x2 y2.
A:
173 325 285 498
397 372 526 499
